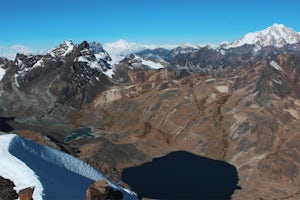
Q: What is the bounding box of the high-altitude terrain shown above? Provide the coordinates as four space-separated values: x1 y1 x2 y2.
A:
1 23 300 199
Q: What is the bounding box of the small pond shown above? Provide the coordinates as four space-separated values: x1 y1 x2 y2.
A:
122 151 241 199
64 127 92 143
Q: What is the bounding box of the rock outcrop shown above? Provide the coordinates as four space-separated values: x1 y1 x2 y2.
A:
19 187 34 200
0 176 18 200
85 180 123 200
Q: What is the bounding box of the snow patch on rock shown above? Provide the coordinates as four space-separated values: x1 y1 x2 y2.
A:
0 67 6 81
270 60 284 71
76 56 115 78
139 57 164 69
216 85 229 93
14 74 20 88
32 58 44 68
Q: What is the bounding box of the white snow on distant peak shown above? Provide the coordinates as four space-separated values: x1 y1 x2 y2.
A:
64 40 74 53
253 45 262 53
102 68 115 78
142 59 164 69
135 56 164 69
77 56 101 70
0 67 6 81
103 40 147 64
32 58 44 68
204 44 220 49
103 39 178 64
270 60 284 71
219 49 226 55
95 52 111 61
14 74 20 88
225 23 300 48
76 56 115 78
16 58 25 70
49 40 74 58
13 57 46 87
103 39 223 65
0 134 137 200
177 43 200 49
0 45 33 60
0 134 43 200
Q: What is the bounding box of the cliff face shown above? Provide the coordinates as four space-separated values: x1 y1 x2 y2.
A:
1 41 300 199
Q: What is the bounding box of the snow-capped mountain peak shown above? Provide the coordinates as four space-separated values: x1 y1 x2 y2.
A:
104 39 145 54
108 39 134 49
171 44 199 55
225 23 300 48
89 41 112 62
74 45 115 78
49 40 75 58
103 40 147 64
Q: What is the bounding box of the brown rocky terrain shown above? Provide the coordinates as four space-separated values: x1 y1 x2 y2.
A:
0 40 300 199
85 179 124 200
0 176 18 200
19 187 34 200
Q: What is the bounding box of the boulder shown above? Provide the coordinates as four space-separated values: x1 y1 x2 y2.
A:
85 179 124 200
85 179 110 200
19 187 34 200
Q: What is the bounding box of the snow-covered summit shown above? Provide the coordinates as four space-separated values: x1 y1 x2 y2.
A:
74 44 115 78
225 23 300 48
171 45 199 56
49 40 75 58
103 40 147 64
0 133 137 200
89 41 112 62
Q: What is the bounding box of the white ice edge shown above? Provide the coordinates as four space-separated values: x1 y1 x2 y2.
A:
0 134 137 200
0 134 43 200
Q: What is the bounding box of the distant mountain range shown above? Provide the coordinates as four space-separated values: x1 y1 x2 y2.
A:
96 23 300 64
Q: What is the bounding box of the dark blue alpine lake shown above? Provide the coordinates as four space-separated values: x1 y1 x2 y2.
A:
64 127 92 143
122 151 241 199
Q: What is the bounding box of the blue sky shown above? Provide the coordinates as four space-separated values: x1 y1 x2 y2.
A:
0 0 299 52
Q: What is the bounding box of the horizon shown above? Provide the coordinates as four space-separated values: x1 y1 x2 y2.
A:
0 0 300 58
0 22 299 60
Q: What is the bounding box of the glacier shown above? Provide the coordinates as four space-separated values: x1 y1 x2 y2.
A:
0 134 137 200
